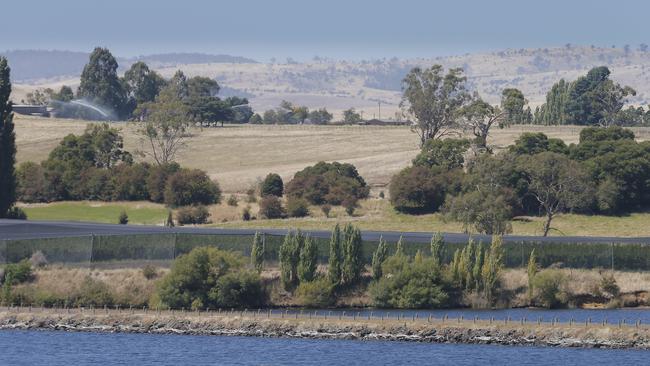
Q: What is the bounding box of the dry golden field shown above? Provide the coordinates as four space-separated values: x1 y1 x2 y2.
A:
15 114 650 193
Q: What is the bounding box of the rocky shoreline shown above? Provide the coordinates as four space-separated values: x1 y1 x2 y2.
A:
1 310 650 349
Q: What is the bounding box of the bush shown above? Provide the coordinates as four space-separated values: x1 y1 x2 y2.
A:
259 195 284 219
389 166 461 214
286 197 310 218
443 191 513 234
5 207 27 220
142 265 159 280
599 274 620 298
342 198 357 216
370 258 451 309
164 169 221 207
246 188 257 203
118 210 129 225
111 163 150 201
260 173 284 197
242 206 251 221
75 276 114 307
146 163 181 203
176 205 211 225
2 259 34 285
285 161 369 205
156 247 265 309
295 278 334 307
379 191 385 199
16 162 48 203
320 204 332 218
227 195 238 206
532 269 570 308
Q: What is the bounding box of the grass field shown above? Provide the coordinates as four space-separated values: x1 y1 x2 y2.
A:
18 199 650 237
20 201 169 225
18 114 650 193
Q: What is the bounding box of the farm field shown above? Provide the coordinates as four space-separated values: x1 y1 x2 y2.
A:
20 201 169 225
15 114 650 193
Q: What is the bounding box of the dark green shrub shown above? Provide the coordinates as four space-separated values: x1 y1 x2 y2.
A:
242 206 251 221
259 195 284 219
146 163 181 203
156 247 265 309
295 278 334 307
5 207 27 220
286 197 310 218
16 162 48 203
389 166 461 213
260 173 284 197
285 161 369 205
164 169 221 207
2 259 34 285
111 163 150 201
176 205 211 225
118 210 129 225
533 269 570 308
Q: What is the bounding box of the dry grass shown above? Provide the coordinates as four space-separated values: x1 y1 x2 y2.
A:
18 114 650 193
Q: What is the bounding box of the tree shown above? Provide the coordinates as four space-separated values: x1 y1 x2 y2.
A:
260 173 284 197
251 232 265 273
327 224 342 285
395 235 404 257
527 249 538 303
443 191 513 235
412 138 470 170
401 65 470 147
341 224 363 285
389 166 461 213
122 61 166 106
534 79 570 125
481 236 504 304
509 132 568 156
285 161 369 205
163 169 221 207
258 195 285 219
279 231 303 290
308 108 333 124
460 96 505 149
501 88 530 125
0 57 16 217
342 108 362 124
135 83 192 166
521 152 593 236
430 232 443 265
371 236 389 280
77 47 127 118
298 236 318 282
51 85 75 102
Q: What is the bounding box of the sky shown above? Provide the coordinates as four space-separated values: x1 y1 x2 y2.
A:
1 0 649 61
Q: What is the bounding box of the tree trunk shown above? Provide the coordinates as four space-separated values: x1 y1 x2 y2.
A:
542 211 553 237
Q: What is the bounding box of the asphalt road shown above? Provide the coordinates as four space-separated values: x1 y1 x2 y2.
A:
2 219 649 244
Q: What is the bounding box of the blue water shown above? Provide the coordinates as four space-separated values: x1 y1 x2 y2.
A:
275 307 650 324
0 330 647 365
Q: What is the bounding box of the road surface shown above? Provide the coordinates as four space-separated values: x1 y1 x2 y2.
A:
1 219 649 244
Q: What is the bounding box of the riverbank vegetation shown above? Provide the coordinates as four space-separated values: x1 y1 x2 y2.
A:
2 226 649 311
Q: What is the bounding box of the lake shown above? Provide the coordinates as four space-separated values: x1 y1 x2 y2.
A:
0 330 647 365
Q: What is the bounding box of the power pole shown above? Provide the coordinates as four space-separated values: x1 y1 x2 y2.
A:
378 101 381 120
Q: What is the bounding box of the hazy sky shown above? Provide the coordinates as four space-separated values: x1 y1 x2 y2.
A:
2 0 649 60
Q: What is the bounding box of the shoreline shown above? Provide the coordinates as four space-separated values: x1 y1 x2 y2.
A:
1 308 649 349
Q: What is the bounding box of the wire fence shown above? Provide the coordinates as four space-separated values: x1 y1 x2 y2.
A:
3 232 650 270
0 304 647 329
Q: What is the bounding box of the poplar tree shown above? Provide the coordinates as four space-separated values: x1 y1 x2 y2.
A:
527 249 538 303
251 232 265 273
342 224 363 285
298 236 318 282
371 236 388 280
395 235 405 257
430 232 443 265
481 235 504 304
0 57 16 218
327 224 342 285
473 242 485 290
279 231 303 290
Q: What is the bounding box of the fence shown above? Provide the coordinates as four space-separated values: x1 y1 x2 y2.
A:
2 232 650 270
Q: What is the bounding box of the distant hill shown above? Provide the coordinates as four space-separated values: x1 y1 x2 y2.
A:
0 50 258 82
